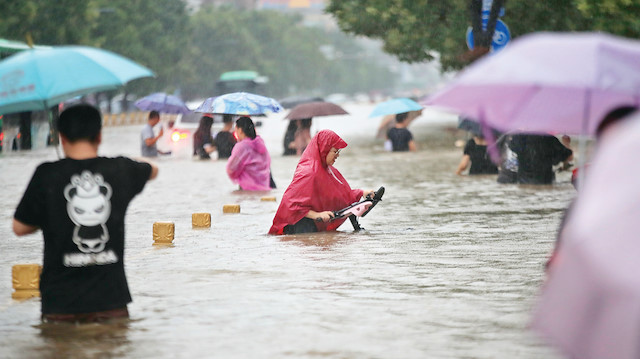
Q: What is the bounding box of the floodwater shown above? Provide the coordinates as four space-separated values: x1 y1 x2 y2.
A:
0 103 572 359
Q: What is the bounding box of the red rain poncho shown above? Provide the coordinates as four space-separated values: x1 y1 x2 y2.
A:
269 130 363 234
226 135 272 191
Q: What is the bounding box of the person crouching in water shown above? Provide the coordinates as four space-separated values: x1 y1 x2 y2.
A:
269 130 373 235
226 116 274 191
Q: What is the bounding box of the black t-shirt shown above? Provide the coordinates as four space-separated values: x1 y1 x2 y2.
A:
214 131 237 159
14 157 151 314
463 139 498 175
510 134 573 184
387 127 413 152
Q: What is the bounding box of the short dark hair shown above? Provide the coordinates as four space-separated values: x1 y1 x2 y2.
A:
395 112 408 123
149 110 160 120
57 104 102 143
222 114 234 123
236 116 256 139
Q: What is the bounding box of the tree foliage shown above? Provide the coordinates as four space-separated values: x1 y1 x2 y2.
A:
326 0 640 71
0 0 395 101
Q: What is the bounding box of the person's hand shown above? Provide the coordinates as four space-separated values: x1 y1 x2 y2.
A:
316 211 335 222
363 189 375 199
157 127 164 138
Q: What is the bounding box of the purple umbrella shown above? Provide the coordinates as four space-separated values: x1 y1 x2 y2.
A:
531 112 640 359
424 32 640 135
134 92 191 114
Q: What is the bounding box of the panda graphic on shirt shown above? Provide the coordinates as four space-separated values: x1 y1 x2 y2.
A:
64 171 112 254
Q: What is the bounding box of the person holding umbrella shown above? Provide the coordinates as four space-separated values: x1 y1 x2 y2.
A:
283 101 349 156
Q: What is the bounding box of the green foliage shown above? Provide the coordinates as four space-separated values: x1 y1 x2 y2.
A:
327 0 640 71
0 0 394 101
0 0 99 45
181 6 395 99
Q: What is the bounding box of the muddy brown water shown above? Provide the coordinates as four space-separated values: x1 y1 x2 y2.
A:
0 104 570 358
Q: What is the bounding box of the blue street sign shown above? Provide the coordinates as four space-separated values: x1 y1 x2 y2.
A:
466 19 511 53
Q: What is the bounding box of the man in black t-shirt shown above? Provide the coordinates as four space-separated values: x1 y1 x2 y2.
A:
13 104 158 323
387 112 417 152
214 114 237 159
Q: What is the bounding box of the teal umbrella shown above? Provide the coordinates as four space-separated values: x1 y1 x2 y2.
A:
368 98 422 118
0 46 154 115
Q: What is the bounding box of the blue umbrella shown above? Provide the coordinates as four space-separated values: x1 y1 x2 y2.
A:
195 92 282 115
134 92 191 114
368 98 423 118
194 96 216 114
0 46 154 115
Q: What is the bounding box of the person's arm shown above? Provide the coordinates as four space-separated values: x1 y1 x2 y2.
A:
408 140 417 152
133 157 159 180
456 155 471 175
144 127 164 147
305 210 335 222
12 219 38 236
148 162 159 180
226 145 248 179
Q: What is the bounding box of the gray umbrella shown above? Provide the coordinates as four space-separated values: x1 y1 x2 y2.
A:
284 101 348 121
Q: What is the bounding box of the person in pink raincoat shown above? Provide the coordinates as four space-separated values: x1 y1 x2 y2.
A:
226 116 274 191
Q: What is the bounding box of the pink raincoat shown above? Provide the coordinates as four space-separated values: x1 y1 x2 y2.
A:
226 135 271 191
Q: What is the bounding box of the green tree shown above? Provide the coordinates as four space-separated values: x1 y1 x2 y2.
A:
90 0 191 94
0 0 99 45
326 0 640 71
182 6 395 99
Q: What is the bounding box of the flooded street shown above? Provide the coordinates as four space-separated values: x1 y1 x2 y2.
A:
0 103 571 358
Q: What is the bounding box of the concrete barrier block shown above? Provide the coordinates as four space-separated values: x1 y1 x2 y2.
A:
153 221 175 245
192 213 211 228
223 204 240 214
12 264 42 299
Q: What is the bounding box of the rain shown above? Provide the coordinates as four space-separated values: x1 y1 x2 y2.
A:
2 1 640 359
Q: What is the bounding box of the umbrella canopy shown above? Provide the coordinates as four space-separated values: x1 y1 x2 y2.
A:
531 113 640 359
278 95 324 109
424 32 640 135
369 98 422 118
284 101 348 120
195 92 282 115
0 46 154 115
134 92 191 114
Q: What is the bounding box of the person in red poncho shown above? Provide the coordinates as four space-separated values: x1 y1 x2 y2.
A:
269 130 373 235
